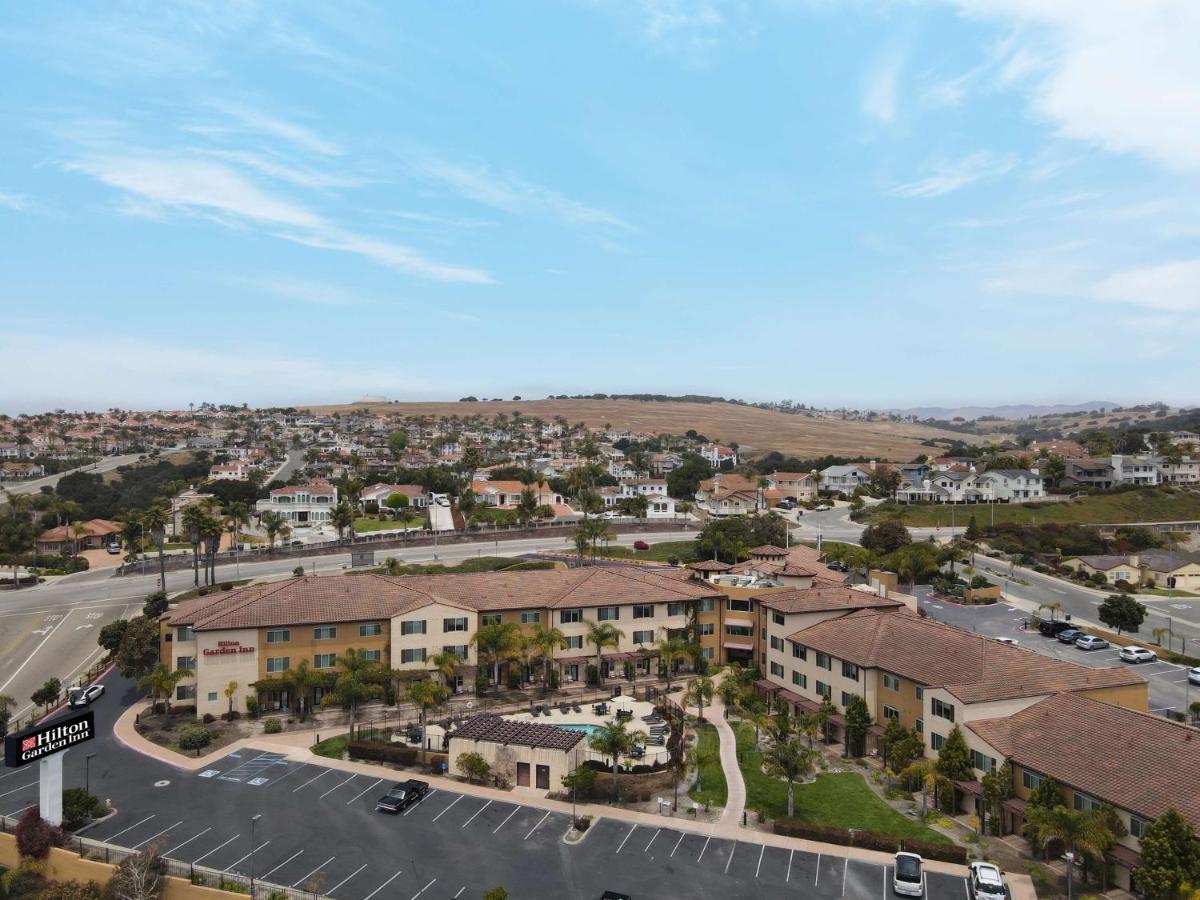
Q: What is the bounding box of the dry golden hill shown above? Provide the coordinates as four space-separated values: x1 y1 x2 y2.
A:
305 399 1001 461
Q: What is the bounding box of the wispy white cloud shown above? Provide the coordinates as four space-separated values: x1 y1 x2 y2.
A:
250 277 360 307
197 148 362 190
275 226 494 284
862 46 903 124
1090 260 1200 312
0 192 27 210
210 103 343 156
892 151 1018 198
415 155 633 232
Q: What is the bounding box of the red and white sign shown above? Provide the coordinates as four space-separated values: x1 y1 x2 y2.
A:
203 640 255 656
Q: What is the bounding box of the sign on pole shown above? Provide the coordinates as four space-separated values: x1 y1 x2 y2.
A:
4 711 95 769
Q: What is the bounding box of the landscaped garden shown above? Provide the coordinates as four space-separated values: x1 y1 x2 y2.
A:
687 722 727 808
589 539 700 564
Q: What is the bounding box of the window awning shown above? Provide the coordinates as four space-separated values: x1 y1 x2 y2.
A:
724 641 754 651
1106 843 1142 870
724 618 754 628
955 779 983 797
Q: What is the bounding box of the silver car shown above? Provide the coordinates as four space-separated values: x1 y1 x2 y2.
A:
1075 635 1109 651
1119 646 1157 664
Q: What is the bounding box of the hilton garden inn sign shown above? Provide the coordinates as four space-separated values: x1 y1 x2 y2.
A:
3 712 95 825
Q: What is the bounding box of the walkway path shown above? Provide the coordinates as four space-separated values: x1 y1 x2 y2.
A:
708 687 746 826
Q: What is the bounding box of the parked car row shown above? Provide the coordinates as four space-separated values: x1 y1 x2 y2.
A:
891 854 1009 898
1037 618 1171 664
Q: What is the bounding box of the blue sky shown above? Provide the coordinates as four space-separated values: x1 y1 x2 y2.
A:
2 1 1198 413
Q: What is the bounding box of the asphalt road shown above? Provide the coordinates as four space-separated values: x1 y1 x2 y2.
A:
2 676 973 900
0 453 147 499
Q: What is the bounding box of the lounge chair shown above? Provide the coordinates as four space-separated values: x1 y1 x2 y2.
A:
559 702 570 714
572 701 582 712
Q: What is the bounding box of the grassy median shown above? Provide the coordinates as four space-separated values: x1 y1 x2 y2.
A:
687 722 728 808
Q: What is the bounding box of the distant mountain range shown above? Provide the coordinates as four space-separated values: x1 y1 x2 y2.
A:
889 402 1119 421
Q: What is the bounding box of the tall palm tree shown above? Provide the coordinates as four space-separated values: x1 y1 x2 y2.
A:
200 512 222 585
283 660 325 721
405 680 450 764
469 622 522 690
139 663 186 716
223 501 250 554
117 513 142 564
141 502 170 591
1026 805 1110 865
763 735 816 818
684 675 714 722
181 505 205 586
588 720 646 804
583 620 624 684
427 651 460 690
260 510 286 552
331 500 355 542
529 624 567 687
505 633 536 685
716 677 742 716
653 634 691 691
321 649 383 735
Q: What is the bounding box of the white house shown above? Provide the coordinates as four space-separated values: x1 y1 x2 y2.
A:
255 482 338 525
700 444 737 467
818 465 870 496
360 483 429 509
208 462 254 481
621 479 669 498
767 471 818 502
978 469 1044 501
1111 454 1161 486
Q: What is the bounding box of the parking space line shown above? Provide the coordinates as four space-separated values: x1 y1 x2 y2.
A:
346 778 383 805
192 833 240 865
3 804 36 820
325 862 368 897
363 868 405 900
787 849 793 882
644 829 661 853
524 810 551 840
452 889 465 899
0 781 38 800
670 833 686 857
261 849 303 880
292 769 331 793
432 795 463 822
410 878 437 899
715 838 726 870
227 840 270 871
266 764 309 787
883 865 890 900
756 844 765 878
132 820 183 850
815 853 821 886
842 857 848 897
403 789 436 816
293 855 336 888
104 814 156 843
493 806 519 834
616 824 637 853
162 827 211 857
462 800 492 828
319 774 356 799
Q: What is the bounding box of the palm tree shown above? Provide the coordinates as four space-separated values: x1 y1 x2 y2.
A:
200 512 222 585
653 634 691 691
321 649 383 735
797 711 822 750
117 513 141 564
141 502 170 591
260 510 286 552
744 698 772 751
716 677 742 717
331 500 355 542
1026 805 1110 865
529 624 567 688
69 521 91 559
283 660 325 721
223 680 239 718
763 736 816 818
506 633 537 686
428 650 460 690
139 664 186 716
588 720 646 804
469 622 522 690
405 680 450 764
584 620 624 684
684 675 714 722
181 505 205 586
223 501 250 555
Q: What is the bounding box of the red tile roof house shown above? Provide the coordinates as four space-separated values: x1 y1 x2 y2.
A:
360 483 429 509
37 518 122 553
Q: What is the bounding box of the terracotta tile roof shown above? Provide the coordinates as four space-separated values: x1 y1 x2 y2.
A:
761 587 901 615
38 518 122 542
748 544 789 557
689 560 732 572
789 609 1145 703
451 713 584 751
967 692 1200 826
270 482 336 497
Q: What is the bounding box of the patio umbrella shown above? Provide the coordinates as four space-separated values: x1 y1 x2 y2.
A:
611 694 635 711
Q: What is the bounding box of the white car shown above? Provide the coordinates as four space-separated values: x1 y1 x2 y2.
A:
968 862 1007 900
893 852 924 897
68 684 105 708
993 637 1019 646
1119 646 1157 664
1187 667 1200 686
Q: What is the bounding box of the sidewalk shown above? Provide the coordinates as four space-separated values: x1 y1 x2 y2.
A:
688 680 746 826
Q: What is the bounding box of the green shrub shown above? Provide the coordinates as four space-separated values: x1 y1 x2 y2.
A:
61 788 106 830
773 820 901 852
901 838 968 864
262 717 282 734
347 740 417 766
178 724 212 751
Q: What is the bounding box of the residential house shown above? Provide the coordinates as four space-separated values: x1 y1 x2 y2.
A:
37 518 122 554
766 472 818 502
1111 454 1161 486
695 473 763 516
255 482 338 525
1158 457 1200 485
1137 550 1200 592
1027 439 1086 459
978 469 1045 501
818 465 871 497
472 479 563 509
1061 458 1116 489
208 462 253 481
0 461 44 480
700 444 738 468
360 483 429 509
1061 555 1140 585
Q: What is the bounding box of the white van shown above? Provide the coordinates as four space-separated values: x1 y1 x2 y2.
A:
893 852 924 897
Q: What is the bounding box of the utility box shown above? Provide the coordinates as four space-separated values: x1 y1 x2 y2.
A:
351 549 375 568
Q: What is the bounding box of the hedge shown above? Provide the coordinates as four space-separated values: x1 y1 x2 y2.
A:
772 821 900 852
348 740 417 766
900 838 967 864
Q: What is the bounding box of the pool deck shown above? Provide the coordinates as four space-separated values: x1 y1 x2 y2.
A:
506 698 671 765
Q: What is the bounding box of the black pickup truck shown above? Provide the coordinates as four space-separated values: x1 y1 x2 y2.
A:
375 779 429 814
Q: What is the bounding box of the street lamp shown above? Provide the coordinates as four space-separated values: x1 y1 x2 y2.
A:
1065 850 1075 900
85 753 96 797
249 814 262 894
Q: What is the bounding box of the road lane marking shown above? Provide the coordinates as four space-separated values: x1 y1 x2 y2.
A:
261 849 303 880
267 764 309 787
410 878 437 899
104 814 155 843
524 810 552 840
756 844 765 878
0 781 38 800
453 889 465 899
346 778 383 805
815 853 821 886
192 833 240 865
325 862 368 897
787 849 793 882
319 774 356 799
644 829 661 853
3 804 36 819
161 827 211 857
363 868 405 900
132 820 183 850
670 832 686 857
842 857 848 896
227 840 270 871
616 824 637 853
293 855 335 887
493 806 520 834
292 770 330 792
403 789 436 816
0 609 73 694
462 800 492 829
432 794 463 822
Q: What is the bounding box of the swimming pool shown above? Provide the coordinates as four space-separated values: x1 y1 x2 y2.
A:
555 723 600 736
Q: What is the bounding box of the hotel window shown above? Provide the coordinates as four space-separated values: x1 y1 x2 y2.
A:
266 657 290 673
816 652 832 670
597 606 620 621
361 650 381 662
841 691 856 708
360 623 383 637
725 625 753 637
444 645 468 659
915 718 923 734
266 629 291 644
176 656 196 671
1073 793 1101 813
726 598 752 613
176 626 195 642
792 671 807 689
633 630 654 644
930 732 944 751
1131 816 1150 839
883 706 900 721
633 604 654 619
176 685 196 701
915 686 924 700
313 626 337 640
400 648 426 664
443 617 467 633
207 692 218 703
842 661 859 681
314 654 336 669
971 750 998 773
772 612 785 626
1022 771 1043 791
401 620 426 635
560 609 582 624
565 635 583 649
770 636 784 652
699 623 715 636
883 673 900 691
699 598 716 612
481 613 502 626
931 698 956 722
702 647 714 659
816 681 832 699
520 611 541 624
667 602 688 617
791 642 807 660
770 662 784 678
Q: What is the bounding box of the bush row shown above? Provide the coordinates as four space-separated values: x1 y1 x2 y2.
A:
771 823 967 864
348 740 418 766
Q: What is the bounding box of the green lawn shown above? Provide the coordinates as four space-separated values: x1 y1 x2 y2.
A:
858 489 1200 528
735 724 948 842
687 723 727 807
354 515 425 533
589 540 700 563
311 734 349 759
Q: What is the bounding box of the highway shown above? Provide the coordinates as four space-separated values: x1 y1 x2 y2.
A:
0 452 147 499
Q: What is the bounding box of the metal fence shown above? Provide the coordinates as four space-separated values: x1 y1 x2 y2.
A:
0 813 326 899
